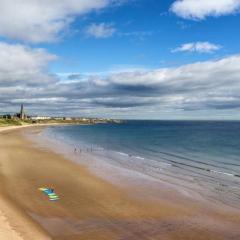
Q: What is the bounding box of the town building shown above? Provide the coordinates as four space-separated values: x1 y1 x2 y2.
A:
30 116 51 120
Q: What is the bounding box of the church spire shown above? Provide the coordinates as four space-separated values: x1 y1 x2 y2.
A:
20 104 25 119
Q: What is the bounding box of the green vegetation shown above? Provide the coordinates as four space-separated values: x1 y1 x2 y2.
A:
0 117 122 127
0 118 37 126
0 118 85 126
0 118 24 126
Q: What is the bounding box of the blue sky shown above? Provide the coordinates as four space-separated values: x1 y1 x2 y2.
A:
0 0 240 119
44 0 240 73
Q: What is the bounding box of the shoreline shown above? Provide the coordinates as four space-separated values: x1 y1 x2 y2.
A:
30 127 212 206
0 122 88 133
32 125 240 211
0 127 240 239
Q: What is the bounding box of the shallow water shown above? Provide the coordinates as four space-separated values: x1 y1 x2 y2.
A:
41 120 240 209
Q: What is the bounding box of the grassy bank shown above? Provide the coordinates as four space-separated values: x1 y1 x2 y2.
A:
0 118 122 127
0 118 25 126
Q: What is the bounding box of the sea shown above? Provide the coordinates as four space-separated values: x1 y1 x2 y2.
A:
40 120 240 209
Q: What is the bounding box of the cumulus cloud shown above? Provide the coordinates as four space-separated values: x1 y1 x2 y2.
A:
172 42 221 53
85 23 116 38
1 43 240 118
0 42 57 87
0 0 120 43
171 0 240 20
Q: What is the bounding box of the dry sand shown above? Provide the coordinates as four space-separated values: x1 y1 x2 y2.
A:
0 126 239 240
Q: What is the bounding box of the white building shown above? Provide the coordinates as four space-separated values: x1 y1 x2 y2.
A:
30 116 51 120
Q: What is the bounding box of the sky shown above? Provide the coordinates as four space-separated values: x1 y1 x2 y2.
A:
0 0 240 120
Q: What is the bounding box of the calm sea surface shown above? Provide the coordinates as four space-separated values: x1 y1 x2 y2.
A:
42 121 240 208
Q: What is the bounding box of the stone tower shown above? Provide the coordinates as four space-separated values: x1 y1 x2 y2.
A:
20 104 25 120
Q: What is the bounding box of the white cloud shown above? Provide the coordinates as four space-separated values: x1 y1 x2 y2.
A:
172 42 221 53
97 55 240 89
1 44 240 118
0 42 57 87
0 0 119 43
171 0 240 20
85 23 116 38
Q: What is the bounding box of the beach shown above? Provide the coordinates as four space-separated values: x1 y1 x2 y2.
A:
0 126 240 240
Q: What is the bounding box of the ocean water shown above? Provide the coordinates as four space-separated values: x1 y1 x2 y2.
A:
42 121 240 208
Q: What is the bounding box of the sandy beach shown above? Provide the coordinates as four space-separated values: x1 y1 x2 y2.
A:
0 126 240 240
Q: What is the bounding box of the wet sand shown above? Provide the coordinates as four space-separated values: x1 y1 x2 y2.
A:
0 127 240 239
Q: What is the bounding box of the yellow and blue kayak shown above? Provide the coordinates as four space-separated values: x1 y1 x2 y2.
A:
38 187 60 201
